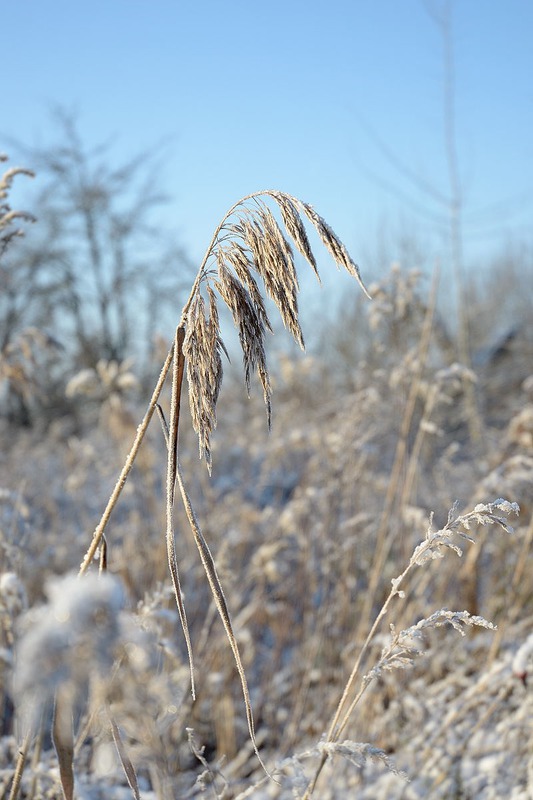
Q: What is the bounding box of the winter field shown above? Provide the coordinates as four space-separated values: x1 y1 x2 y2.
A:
1 154 533 799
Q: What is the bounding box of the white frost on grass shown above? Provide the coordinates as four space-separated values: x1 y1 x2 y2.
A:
14 572 124 729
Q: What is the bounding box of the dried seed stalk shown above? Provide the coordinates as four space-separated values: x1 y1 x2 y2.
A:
81 189 369 779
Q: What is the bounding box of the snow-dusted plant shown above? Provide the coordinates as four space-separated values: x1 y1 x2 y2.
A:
7 189 371 798
6 182 524 800
14 572 124 729
301 498 519 798
72 190 370 778
9 572 125 800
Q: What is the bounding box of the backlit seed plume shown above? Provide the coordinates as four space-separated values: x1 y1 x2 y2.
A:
180 190 371 470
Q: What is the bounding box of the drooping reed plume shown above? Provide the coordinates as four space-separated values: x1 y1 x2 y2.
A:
77 190 370 775
180 192 369 469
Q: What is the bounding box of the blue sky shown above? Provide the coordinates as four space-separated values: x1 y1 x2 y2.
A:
2 0 533 298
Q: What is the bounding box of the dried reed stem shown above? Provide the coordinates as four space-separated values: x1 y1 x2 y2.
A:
79 343 175 575
79 189 369 779
8 730 32 800
487 509 533 663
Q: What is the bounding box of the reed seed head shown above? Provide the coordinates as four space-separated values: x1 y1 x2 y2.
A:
182 190 370 467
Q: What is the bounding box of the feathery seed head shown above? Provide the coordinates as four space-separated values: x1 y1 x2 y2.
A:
183 190 369 468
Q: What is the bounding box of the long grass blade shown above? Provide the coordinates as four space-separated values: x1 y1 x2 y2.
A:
175 463 272 780
109 714 141 800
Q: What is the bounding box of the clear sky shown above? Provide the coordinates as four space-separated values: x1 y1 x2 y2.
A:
2 0 533 297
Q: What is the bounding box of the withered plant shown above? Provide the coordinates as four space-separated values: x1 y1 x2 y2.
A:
74 191 368 780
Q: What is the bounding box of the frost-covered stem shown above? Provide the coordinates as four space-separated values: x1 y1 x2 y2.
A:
79 343 175 575
401 383 439 507
305 500 517 797
488 510 533 663
8 730 32 800
329 563 411 743
303 559 413 798
306 533 450 798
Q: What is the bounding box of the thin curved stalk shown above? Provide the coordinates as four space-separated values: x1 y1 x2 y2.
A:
301 555 417 798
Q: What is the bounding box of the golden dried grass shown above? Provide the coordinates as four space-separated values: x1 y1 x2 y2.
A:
76 189 370 781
